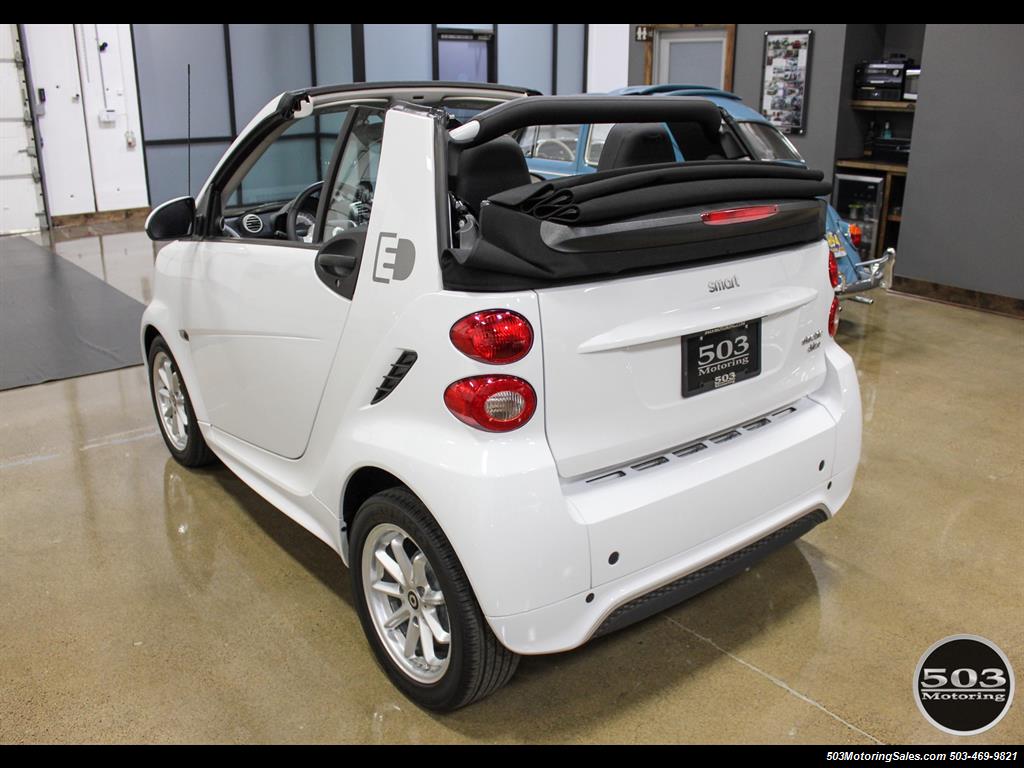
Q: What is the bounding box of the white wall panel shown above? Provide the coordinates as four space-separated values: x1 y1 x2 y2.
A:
75 24 148 210
585 24 630 93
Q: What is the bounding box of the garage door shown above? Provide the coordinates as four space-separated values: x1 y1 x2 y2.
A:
0 24 47 234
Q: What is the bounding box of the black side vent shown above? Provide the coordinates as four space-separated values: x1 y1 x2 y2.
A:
371 351 418 405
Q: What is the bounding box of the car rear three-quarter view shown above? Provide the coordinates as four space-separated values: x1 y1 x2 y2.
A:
141 84 862 712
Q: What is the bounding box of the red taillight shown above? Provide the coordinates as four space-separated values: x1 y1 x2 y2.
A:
444 375 537 432
828 250 840 288
848 223 862 248
828 296 840 337
700 204 778 226
450 309 533 364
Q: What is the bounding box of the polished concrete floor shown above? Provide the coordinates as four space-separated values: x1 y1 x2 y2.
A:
1 231 1022 743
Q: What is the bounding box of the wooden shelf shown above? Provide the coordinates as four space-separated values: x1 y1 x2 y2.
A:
836 158 909 175
851 99 916 112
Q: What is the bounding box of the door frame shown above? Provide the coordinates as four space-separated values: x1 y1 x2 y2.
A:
640 24 736 90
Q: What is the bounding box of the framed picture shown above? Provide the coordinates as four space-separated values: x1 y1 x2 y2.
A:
760 30 813 135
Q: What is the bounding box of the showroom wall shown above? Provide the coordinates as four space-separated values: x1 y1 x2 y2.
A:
625 24 848 182
732 24 848 183
894 24 1024 300
132 23 587 205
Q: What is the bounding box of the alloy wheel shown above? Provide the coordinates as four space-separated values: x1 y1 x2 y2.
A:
361 523 452 684
151 350 189 451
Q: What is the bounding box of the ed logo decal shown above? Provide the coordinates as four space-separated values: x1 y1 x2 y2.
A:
373 232 415 284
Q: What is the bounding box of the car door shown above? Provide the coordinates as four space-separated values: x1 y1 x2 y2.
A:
182 106 384 459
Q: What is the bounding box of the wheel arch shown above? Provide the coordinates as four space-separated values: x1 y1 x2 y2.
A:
143 323 161 354
341 465 409 562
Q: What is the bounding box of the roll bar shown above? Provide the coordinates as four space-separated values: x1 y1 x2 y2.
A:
447 95 723 146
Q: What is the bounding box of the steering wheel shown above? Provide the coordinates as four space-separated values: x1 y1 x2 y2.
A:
535 138 575 162
286 181 323 242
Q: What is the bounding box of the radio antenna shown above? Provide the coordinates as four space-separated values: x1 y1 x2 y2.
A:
186 63 191 196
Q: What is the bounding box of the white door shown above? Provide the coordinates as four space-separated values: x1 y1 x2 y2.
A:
0 24 46 233
183 106 383 459
21 24 96 216
654 29 728 88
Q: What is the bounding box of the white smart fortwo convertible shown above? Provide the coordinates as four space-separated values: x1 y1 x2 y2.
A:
142 82 862 711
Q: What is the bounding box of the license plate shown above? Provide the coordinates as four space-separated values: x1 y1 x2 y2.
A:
682 319 761 398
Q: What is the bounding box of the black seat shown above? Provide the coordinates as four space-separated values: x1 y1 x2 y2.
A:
453 136 532 214
596 123 676 172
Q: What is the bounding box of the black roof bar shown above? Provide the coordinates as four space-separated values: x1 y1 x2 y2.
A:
448 95 723 146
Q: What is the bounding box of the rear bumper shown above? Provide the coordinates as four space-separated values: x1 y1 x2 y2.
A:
838 248 893 295
485 342 861 654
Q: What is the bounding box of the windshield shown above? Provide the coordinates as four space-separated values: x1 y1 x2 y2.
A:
736 121 803 163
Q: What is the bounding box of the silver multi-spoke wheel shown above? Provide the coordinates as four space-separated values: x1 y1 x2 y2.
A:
151 350 189 451
361 523 452 684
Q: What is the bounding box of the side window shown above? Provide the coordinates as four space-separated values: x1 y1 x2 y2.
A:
585 123 614 167
517 125 581 163
321 108 386 241
517 125 538 158
217 108 347 243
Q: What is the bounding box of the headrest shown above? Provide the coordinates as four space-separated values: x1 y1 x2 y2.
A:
596 123 677 172
453 136 532 213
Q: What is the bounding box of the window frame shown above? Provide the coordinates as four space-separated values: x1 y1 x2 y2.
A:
198 100 378 248
313 104 387 244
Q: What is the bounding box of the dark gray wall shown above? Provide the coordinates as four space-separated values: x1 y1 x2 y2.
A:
627 25 646 85
895 24 1024 299
733 24 847 182
833 24 885 161
883 24 926 63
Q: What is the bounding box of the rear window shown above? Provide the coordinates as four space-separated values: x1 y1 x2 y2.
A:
736 121 803 163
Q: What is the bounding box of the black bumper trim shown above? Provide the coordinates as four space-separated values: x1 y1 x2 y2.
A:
591 509 829 640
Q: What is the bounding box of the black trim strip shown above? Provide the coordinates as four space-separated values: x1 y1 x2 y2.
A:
222 24 237 136
301 80 536 99
144 136 234 147
351 24 365 82
431 24 439 80
551 24 558 95
309 24 322 178
592 509 829 640
582 24 589 92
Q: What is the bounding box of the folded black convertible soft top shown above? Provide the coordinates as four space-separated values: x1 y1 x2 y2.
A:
443 161 832 292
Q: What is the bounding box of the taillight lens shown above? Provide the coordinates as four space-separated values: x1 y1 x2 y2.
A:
450 309 533 364
848 223 862 248
700 204 778 226
828 250 840 288
444 375 537 432
828 296 841 337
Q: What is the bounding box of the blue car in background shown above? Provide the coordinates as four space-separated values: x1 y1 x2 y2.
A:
518 84 891 300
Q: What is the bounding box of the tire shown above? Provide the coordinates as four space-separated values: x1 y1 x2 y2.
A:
147 336 216 468
350 487 519 711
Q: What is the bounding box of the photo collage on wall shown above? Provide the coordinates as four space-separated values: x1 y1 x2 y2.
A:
761 30 813 135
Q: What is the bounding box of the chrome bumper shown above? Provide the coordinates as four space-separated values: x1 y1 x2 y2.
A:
839 247 894 296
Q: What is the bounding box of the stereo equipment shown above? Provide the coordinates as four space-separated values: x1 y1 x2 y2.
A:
855 58 915 101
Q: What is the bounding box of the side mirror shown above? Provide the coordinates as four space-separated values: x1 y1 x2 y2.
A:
145 196 195 241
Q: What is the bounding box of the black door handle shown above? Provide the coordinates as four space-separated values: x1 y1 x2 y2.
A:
317 251 357 277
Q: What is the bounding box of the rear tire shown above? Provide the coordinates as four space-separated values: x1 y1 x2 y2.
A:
350 487 519 711
147 336 216 468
